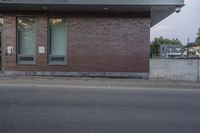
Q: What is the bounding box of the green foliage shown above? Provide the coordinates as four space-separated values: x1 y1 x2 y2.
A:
195 28 200 46
186 42 196 48
0 18 3 28
150 36 182 57
0 23 3 28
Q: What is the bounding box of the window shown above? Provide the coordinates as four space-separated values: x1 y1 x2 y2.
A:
17 17 36 64
0 17 3 28
168 48 173 52
48 18 67 65
176 48 181 52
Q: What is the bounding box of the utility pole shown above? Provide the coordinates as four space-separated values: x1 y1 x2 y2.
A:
187 37 190 58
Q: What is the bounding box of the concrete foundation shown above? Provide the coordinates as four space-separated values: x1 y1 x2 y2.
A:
3 71 149 79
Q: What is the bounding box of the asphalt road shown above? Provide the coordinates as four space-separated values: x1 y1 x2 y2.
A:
0 86 200 133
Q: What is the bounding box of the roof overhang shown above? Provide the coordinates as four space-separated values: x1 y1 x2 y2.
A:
0 0 184 26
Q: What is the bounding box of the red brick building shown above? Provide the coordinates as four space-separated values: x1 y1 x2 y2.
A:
0 0 184 78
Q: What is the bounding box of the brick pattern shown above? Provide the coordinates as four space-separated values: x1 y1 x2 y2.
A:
36 16 48 68
4 15 17 68
3 14 150 73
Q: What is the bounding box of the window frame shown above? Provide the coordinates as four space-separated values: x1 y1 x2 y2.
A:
16 16 36 65
48 17 67 65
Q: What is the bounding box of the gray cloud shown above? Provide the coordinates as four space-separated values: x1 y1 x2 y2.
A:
151 0 200 45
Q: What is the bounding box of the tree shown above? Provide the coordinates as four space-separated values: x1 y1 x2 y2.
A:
172 38 182 45
195 28 200 46
150 36 182 57
186 42 196 48
0 19 3 28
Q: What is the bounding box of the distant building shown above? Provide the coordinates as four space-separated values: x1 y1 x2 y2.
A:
160 45 183 58
183 46 200 58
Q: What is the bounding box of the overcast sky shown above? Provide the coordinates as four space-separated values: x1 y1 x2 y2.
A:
151 0 200 45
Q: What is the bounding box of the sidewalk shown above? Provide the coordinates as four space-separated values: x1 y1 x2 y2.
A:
0 76 200 89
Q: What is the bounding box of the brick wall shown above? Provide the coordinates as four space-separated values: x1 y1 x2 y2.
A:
3 13 150 73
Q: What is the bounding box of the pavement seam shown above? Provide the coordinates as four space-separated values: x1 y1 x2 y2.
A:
1 83 200 92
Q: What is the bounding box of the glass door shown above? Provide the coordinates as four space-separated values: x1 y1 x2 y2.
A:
0 31 2 71
0 17 3 71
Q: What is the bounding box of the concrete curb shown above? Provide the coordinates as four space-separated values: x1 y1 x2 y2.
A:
1 84 200 92
0 76 200 90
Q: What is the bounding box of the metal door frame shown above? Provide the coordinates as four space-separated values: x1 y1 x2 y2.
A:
0 29 4 72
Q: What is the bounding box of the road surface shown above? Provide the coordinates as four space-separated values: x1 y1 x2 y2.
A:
0 85 200 133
